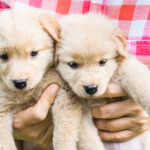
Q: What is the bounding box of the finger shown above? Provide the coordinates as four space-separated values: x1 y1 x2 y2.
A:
131 117 150 133
43 124 53 147
14 124 43 141
99 130 137 142
14 115 52 141
13 84 59 128
95 117 135 132
91 99 142 119
103 83 126 97
36 122 53 148
32 84 59 120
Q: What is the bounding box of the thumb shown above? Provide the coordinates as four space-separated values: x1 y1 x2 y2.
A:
34 84 59 114
13 84 59 128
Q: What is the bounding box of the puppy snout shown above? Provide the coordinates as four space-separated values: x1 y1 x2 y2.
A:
13 79 27 90
83 84 98 95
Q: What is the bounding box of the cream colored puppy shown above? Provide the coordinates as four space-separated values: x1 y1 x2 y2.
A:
0 7 59 150
56 13 150 150
0 7 86 150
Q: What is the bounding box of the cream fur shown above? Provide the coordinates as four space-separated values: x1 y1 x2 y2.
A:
0 7 84 150
56 13 150 150
1 8 150 150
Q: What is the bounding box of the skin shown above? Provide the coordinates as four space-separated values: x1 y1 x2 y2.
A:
91 84 150 142
13 84 59 148
13 83 150 148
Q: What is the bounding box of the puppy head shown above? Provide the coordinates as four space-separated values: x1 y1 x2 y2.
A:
56 13 129 99
0 7 60 91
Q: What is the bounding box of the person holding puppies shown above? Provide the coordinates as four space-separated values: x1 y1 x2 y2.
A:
14 84 148 150
1 0 150 150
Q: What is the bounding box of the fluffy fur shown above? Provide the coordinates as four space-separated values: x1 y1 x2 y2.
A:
0 7 105 150
0 7 84 150
0 7 58 149
56 13 150 150
1 8 150 150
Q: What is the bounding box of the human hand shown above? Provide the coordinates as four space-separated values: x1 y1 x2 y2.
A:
13 84 59 148
91 83 150 142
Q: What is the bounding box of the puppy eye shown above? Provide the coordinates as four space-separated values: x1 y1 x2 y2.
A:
99 60 107 66
67 62 79 69
0 53 9 61
30 51 38 57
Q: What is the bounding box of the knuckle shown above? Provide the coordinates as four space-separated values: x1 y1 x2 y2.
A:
38 114 46 121
136 119 148 132
105 121 114 131
139 126 147 133
14 123 24 130
118 136 129 142
112 134 127 142
32 110 46 121
99 106 111 119
136 118 147 127
132 105 143 114
112 134 121 141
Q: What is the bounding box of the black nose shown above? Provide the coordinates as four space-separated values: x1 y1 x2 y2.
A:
84 85 98 95
13 79 27 89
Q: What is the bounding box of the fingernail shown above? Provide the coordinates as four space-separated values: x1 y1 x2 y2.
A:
51 84 59 95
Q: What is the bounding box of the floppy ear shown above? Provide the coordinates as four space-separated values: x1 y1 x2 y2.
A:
39 14 60 66
112 28 129 58
39 14 60 42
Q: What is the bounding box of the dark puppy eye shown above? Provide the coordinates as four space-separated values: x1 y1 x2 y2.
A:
0 53 9 61
67 62 79 69
99 60 107 66
30 51 38 57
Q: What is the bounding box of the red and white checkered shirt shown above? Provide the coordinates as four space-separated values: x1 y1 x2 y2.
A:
0 0 150 68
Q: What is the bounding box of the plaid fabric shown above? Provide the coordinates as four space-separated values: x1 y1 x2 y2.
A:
0 0 150 68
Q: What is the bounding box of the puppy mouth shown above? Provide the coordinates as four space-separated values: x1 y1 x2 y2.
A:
74 91 99 99
82 94 101 98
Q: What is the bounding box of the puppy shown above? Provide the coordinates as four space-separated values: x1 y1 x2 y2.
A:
0 7 105 150
56 13 150 150
0 7 60 150
0 7 76 150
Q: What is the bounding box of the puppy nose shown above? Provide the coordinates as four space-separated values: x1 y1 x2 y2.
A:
13 79 27 89
84 85 98 95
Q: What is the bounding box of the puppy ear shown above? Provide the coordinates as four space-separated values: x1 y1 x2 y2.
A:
39 14 60 41
112 29 129 58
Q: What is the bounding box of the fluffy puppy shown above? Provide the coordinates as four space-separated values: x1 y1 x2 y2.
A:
0 7 82 150
56 13 150 150
0 7 60 150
